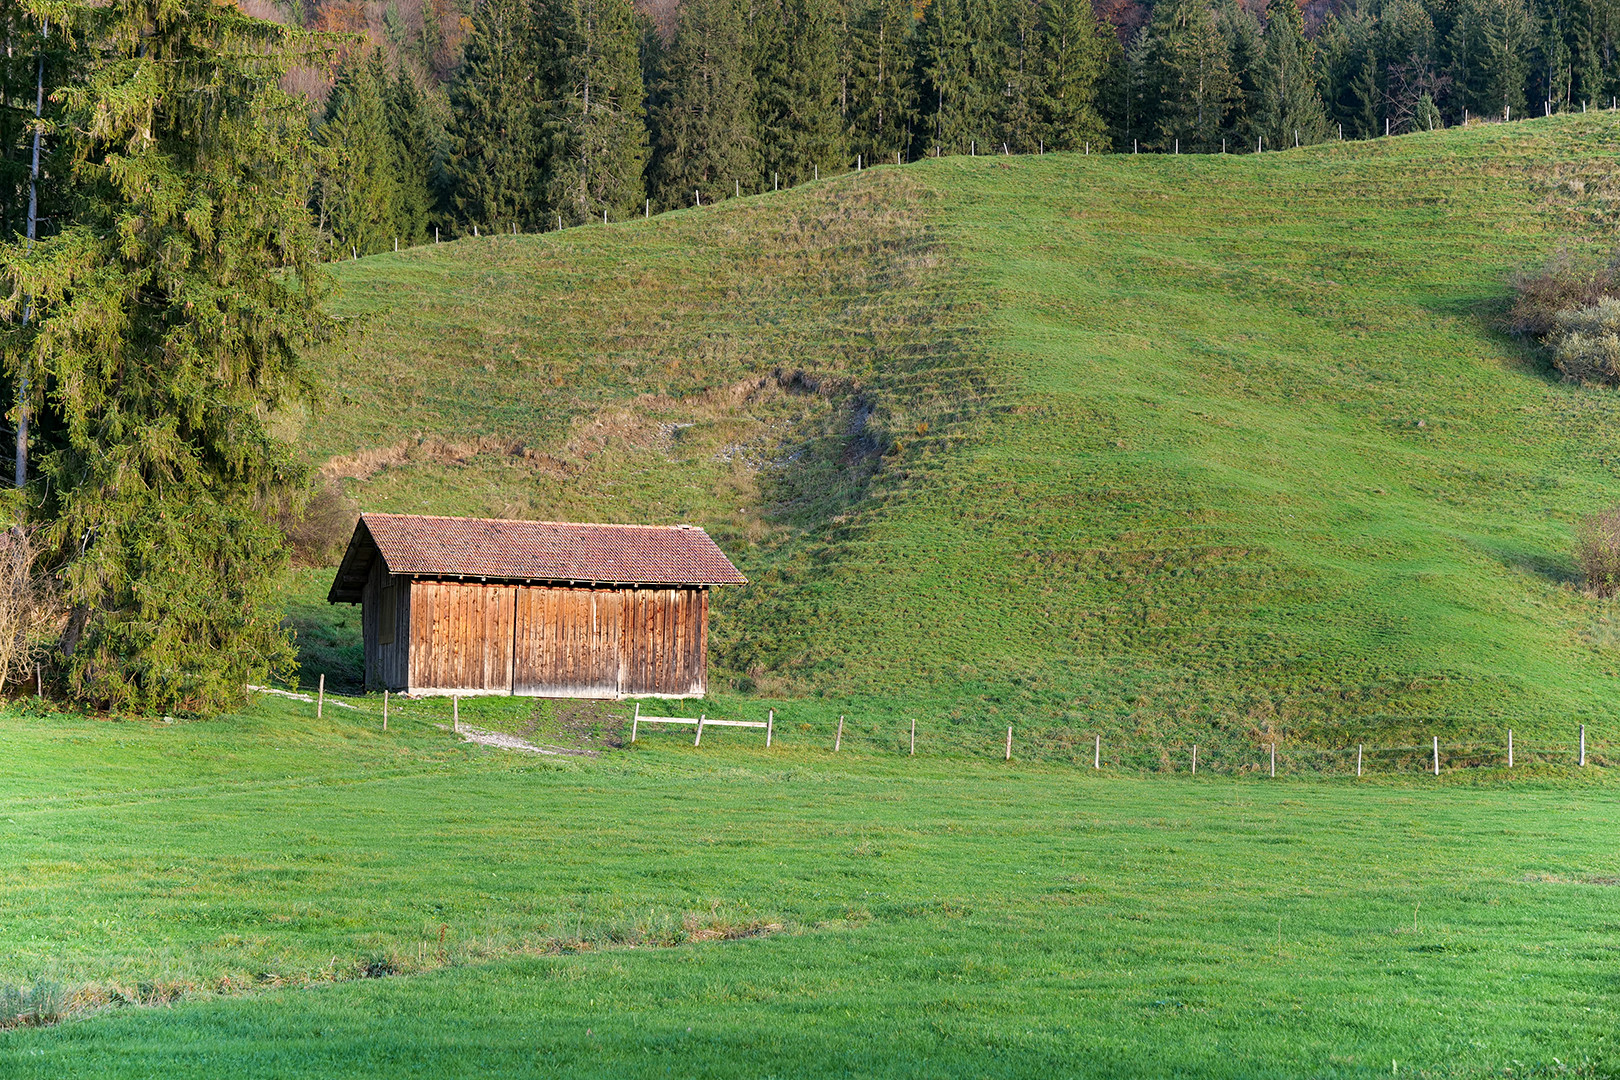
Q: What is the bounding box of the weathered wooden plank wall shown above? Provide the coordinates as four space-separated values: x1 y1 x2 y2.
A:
407 582 515 694
399 581 709 697
362 560 412 692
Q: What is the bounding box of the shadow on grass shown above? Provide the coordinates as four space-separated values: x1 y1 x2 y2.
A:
1472 538 1581 587
280 567 363 693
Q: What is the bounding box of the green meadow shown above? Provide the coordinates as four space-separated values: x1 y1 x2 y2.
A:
8 118 1620 1073
1 697 1617 1077
291 114 1620 760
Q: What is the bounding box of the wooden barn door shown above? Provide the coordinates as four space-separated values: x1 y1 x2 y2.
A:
618 587 706 697
407 582 515 694
512 586 624 698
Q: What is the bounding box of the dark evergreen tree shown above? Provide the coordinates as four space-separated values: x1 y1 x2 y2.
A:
648 0 757 208
1132 0 1239 151
752 0 847 184
847 0 919 162
1317 11 1381 136
448 0 543 231
1216 0 1261 140
388 64 439 244
1035 0 1111 149
1002 0 1045 152
0 0 333 712
1251 0 1329 145
918 0 1006 154
541 0 650 222
1448 0 1532 119
318 49 402 256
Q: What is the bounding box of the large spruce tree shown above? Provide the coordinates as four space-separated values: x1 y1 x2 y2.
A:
847 0 918 162
918 0 1007 154
318 49 404 255
648 0 757 208
542 0 650 223
753 0 847 185
1036 0 1111 150
1133 0 1239 151
388 64 438 245
1251 0 1328 146
0 0 332 712
448 0 544 231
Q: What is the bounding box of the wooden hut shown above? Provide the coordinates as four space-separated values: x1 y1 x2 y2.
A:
327 513 746 698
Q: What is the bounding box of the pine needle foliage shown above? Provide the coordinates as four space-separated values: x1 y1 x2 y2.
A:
0 0 334 714
648 0 757 210
540 0 649 224
448 0 543 232
1250 0 1328 147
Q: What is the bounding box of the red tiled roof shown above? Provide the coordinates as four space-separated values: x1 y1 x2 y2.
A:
334 514 745 599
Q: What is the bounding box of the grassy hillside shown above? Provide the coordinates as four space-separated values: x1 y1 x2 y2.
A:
1 702 1616 1077
292 116 1620 757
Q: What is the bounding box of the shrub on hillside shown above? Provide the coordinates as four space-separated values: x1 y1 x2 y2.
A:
277 477 359 567
0 525 61 691
1508 247 1620 339
1574 507 1620 596
1550 298 1620 383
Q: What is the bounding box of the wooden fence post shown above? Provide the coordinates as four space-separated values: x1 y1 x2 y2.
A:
834 715 843 752
383 689 388 731
766 708 773 748
1507 728 1513 768
1432 736 1440 776
317 673 324 719
1005 726 1013 761
631 703 639 743
1356 743 1363 777
909 719 916 756
1192 744 1197 775
1270 743 1276 778
34 662 41 698
694 713 705 746
1094 733 1100 769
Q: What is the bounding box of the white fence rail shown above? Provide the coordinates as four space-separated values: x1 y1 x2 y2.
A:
632 704 773 747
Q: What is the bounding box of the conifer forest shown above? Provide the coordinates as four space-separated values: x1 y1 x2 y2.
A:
0 0 1613 713
222 0 1620 249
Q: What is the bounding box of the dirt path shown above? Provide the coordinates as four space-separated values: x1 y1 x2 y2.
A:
456 725 597 757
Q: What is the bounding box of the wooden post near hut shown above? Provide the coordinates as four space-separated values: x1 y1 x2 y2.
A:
694 713 705 746
632 703 640 743
766 709 773 748
317 673 324 719
382 689 388 731
834 715 843 752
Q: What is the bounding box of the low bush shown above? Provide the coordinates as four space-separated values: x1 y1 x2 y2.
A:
1574 507 1620 596
1551 298 1620 382
1508 246 1620 338
277 476 358 567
